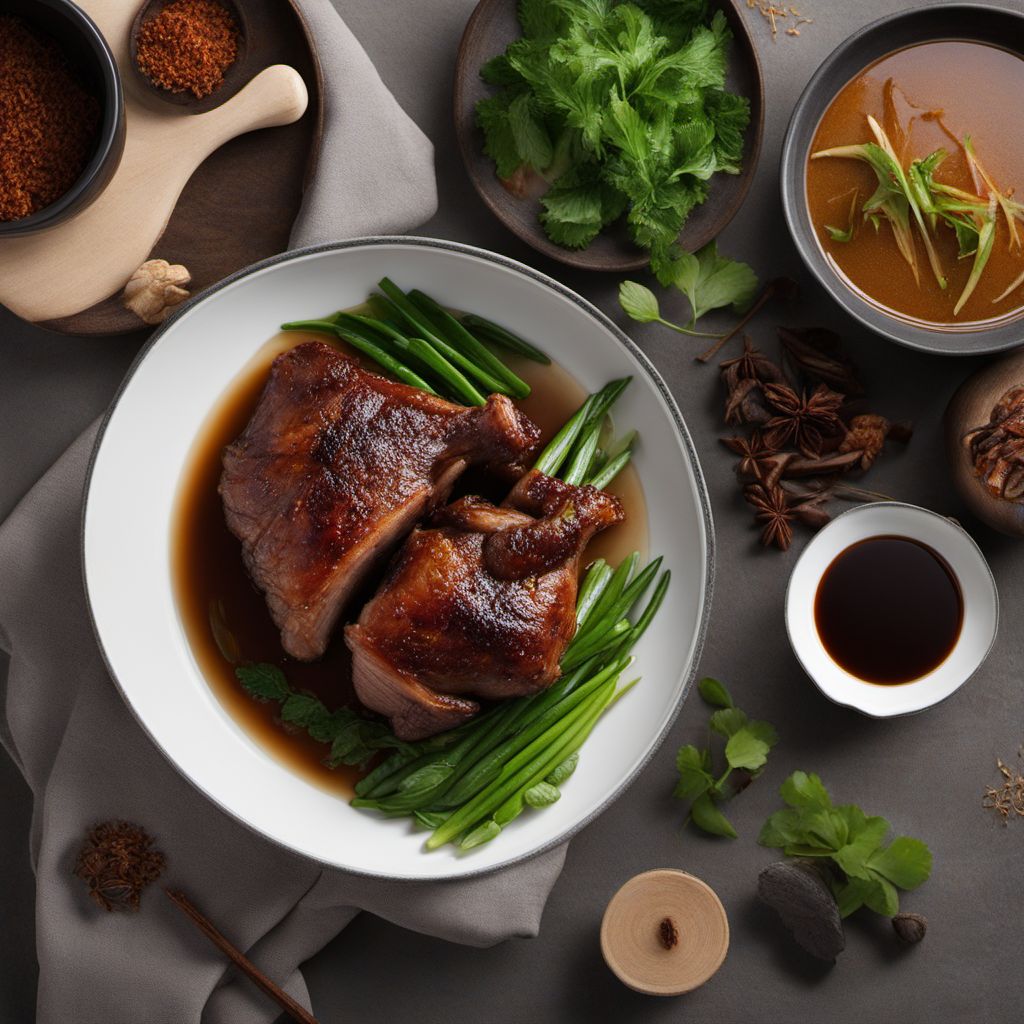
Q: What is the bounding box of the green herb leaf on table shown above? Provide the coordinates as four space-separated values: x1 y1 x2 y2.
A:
669 241 759 322
673 677 777 837
760 771 933 918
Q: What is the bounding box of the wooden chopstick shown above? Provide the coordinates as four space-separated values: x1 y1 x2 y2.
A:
165 888 319 1024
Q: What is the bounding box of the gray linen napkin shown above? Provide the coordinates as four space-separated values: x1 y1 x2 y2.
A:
0 2 567 1021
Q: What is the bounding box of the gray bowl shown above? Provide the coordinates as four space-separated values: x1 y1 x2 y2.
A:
0 0 125 237
780 4 1024 356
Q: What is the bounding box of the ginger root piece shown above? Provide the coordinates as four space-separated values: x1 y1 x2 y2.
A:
123 259 191 324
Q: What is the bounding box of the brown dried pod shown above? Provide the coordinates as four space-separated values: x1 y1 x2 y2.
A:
744 483 795 551
892 912 927 944
720 337 788 387
724 377 770 427
779 325 865 396
783 450 864 479
839 414 890 470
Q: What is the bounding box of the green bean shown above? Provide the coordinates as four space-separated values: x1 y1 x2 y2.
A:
408 291 531 399
574 559 611 630
532 394 594 477
376 282 513 396
460 313 551 364
561 420 603 485
426 677 616 849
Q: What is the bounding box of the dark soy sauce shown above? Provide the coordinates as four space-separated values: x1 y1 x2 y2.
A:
813 535 963 685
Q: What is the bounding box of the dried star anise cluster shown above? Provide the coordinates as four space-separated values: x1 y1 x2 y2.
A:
964 385 1024 502
73 820 166 912
719 328 911 551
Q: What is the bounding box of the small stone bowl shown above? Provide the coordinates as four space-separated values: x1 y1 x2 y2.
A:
785 502 999 717
0 0 125 237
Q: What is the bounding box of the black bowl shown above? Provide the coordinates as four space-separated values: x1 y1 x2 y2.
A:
0 0 125 237
780 4 1024 356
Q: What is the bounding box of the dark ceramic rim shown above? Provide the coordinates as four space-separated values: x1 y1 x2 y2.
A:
784 501 1000 719
780 3 1024 356
81 236 716 881
0 0 125 236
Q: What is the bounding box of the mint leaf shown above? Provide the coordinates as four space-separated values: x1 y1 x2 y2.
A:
618 280 661 323
674 744 713 800
780 771 832 811
866 837 933 890
671 241 758 324
546 752 579 787
697 676 733 709
724 720 778 771
691 792 737 838
524 781 561 808
235 663 289 702
831 815 889 880
758 808 804 848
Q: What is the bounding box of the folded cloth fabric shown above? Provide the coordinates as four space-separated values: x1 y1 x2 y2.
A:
0 2 568 1022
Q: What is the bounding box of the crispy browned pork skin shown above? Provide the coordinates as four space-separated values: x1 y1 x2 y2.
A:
220 342 540 661
346 471 624 740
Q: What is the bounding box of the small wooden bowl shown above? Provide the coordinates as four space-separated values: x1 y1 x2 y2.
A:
129 0 250 114
601 869 729 996
453 0 764 272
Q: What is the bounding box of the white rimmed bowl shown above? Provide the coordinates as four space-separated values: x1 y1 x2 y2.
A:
82 237 714 880
786 503 998 717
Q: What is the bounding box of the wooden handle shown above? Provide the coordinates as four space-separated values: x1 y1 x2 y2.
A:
0 66 308 322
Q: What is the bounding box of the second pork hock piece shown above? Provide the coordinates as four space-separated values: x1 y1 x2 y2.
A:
346 471 625 740
220 342 540 661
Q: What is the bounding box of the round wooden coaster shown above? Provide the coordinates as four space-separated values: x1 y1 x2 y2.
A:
600 869 729 996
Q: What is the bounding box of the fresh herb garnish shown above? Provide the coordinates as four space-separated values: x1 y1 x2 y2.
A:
235 663 410 770
477 0 750 276
619 241 758 337
673 677 778 838
759 771 933 917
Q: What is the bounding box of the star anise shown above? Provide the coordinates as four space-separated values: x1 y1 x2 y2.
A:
720 337 787 389
744 483 795 550
762 382 845 458
721 430 778 481
724 377 770 426
839 414 890 470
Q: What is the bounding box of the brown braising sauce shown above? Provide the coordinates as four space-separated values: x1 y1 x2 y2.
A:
806 40 1024 327
171 331 649 796
813 535 963 685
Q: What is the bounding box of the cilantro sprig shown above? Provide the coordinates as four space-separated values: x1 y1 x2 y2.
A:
235 664 410 770
674 677 778 838
477 0 750 276
760 771 933 918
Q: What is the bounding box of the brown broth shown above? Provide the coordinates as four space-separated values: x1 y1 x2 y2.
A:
806 40 1024 327
814 535 963 685
171 331 649 796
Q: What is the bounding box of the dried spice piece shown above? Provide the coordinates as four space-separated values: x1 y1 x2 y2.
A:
964 385 1024 502
0 16 101 222
658 916 680 950
779 326 864 396
73 821 166 912
746 2 815 43
763 382 845 458
720 337 788 388
721 431 778 482
982 756 1024 823
745 483 795 550
840 414 890 470
136 0 239 99
784 450 863 479
724 376 769 427
892 912 927 944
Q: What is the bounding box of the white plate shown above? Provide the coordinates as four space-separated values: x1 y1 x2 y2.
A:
83 237 714 880
786 502 998 717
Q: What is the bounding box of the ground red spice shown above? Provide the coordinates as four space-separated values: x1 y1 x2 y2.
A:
136 0 239 100
0 16 101 222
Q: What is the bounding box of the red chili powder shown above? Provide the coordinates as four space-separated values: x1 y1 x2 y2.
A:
0 16 101 222
136 0 239 100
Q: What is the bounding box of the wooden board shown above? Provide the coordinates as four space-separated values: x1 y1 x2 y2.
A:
4 0 322 335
